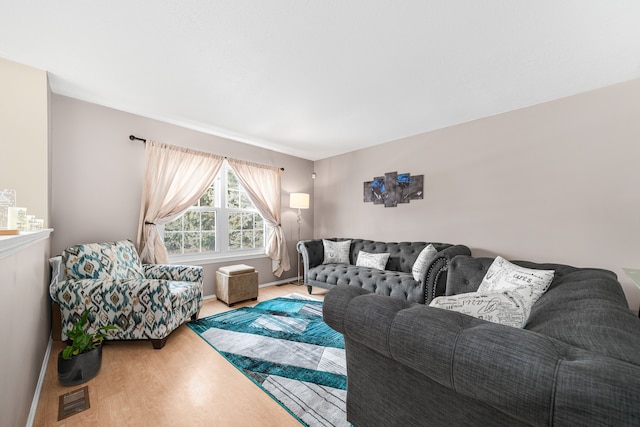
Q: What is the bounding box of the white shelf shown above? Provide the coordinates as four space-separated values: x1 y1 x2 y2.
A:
0 229 53 260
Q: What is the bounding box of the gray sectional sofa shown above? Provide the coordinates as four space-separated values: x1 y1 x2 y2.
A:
297 238 471 304
323 255 640 426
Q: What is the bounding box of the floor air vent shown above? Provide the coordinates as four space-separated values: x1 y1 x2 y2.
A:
58 386 90 420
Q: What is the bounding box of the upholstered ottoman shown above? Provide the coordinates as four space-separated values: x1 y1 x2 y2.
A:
215 264 259 306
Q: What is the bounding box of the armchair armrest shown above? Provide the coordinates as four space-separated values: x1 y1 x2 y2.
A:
51 278 174 340
424 244 471 304
143 264 203 283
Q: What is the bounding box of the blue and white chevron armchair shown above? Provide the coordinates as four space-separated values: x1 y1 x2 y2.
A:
50 239 203 349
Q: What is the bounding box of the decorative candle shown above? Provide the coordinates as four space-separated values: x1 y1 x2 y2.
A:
33 219 44 231
0 189 16 230
26 215 35 231
8 207 27 230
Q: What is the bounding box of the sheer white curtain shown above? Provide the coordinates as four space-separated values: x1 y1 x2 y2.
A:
228 158 291 276
137 141 224 264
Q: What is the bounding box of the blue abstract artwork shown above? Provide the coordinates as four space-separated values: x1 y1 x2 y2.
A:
363 171 423 207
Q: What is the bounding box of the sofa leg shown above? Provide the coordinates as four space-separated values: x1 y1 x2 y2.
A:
307 285 313 294
191 309 200 321
151 338 168 349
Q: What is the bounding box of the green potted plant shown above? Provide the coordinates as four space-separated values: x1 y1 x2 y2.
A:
57 310 117 386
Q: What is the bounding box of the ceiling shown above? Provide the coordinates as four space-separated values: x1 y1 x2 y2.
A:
1 1 639 161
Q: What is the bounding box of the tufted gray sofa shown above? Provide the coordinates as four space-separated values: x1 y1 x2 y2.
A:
323 255 640 426
296 238 471 304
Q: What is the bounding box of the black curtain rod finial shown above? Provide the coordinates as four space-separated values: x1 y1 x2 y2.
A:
129 134 146 143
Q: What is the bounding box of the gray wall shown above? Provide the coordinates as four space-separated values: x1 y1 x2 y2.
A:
50 95 314 296
313 78 640 311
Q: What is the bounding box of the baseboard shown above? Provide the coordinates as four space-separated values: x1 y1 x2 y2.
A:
259 276 302 288
26 335 53 427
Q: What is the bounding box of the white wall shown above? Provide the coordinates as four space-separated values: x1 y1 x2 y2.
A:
50 95 314 296
313 78 640 311
0 57 49 224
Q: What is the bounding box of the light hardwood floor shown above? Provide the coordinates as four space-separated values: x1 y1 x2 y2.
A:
34 283 329 427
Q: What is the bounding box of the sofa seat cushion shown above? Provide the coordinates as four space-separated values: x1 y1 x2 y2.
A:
308 263 423 301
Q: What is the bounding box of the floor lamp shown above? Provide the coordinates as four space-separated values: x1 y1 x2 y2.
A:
290 193 309 285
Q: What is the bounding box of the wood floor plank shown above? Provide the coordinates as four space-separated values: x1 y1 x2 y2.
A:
34 283 328 426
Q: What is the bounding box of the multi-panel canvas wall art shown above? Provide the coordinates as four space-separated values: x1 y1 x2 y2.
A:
363 171 423 207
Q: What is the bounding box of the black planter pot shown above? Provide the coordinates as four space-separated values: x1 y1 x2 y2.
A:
57 345 103 386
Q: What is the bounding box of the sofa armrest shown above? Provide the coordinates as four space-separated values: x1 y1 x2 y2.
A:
323 285 377 334
324 287 640 426
297 240 325 283
423 244 471 304
143 264 203 283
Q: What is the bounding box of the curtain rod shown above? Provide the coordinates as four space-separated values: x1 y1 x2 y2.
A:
129 135 146 143
128 134 284 171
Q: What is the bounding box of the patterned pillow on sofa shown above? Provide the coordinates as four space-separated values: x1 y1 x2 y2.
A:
322 239 351 264
63 239 145 280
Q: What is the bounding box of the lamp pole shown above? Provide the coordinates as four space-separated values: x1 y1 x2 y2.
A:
289 193 310 285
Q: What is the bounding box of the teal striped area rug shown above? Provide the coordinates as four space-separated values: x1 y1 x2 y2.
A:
188 295 348 427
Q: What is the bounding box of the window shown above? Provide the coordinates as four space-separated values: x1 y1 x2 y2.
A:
163 162 265 259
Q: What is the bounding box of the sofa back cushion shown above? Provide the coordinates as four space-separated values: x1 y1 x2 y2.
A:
346 239 452 273
447 256 592 296
63 239 145 280
447 255 640 364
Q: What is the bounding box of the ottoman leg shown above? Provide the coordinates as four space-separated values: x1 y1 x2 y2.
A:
307 285 313 294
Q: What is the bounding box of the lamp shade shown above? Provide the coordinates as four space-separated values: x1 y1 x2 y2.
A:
290 193 310 209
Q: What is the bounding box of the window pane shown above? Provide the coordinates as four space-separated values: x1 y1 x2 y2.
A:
240 193 253 209
228 212 242 231
227 170 239 188
229 230 241 250
184 211 200 231
242 230 254 248
255 229 264 247
202 232 216 252
184 232 200 253
201 212 215 231
227 189 240 209
242 213 252 230
199 186 215 207
165 232 182 255
165 217 182 232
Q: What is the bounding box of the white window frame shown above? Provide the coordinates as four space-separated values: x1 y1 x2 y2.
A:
161 161 267 264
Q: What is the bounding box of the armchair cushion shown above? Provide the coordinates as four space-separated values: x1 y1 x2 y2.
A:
63 239 145 280
143 264 202 282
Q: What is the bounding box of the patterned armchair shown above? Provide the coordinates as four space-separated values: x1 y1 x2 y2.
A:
50 239 203 349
